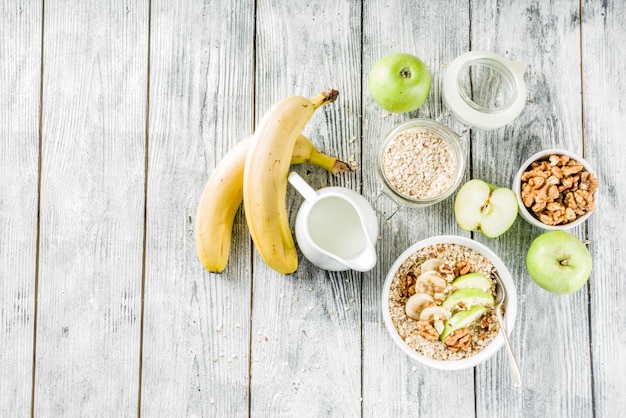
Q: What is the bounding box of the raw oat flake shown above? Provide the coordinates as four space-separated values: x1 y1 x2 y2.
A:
382 127 457 200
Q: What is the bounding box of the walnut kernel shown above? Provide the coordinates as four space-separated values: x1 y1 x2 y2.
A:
445 328 472 351
416 321 439 342
520 154 597 225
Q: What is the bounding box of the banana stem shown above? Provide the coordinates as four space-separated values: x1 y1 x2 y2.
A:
330 160 353 175
306 148 353 175
310 89 339 109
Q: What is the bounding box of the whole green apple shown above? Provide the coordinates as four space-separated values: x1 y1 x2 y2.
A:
368 53 432 113
526 231 592 294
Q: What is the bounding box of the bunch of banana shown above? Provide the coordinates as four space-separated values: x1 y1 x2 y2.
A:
243 89 340 274
196 89 347 273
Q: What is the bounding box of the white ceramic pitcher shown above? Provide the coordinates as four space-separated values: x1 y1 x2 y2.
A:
288 172 378 272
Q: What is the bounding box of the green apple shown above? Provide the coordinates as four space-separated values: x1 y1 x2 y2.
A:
368 53 432 113
526 231 593 294
452 272 492 292
440 305 488 342
441 288 494 309
454 179 518 238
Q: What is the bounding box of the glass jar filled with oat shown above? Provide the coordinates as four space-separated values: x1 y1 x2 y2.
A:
376 51 528 208
377 119 464 207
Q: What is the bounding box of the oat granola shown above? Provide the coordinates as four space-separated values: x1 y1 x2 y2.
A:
382 127 457 200
388 243 501 361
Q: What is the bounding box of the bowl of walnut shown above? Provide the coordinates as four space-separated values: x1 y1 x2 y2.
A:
381 235 517 371
513 149 599 229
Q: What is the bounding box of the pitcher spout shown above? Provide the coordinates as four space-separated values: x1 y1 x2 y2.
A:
338 240 377 272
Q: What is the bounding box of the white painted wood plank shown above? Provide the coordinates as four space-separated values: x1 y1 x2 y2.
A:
582 0 626 416
470 1 593 416
0 1 41 415
0 0 622 416
360 1 476 416
141 1 255 416
34 1 148 415
249 1 363 416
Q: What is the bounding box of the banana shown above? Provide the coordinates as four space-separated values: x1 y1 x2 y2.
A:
419 306 451 322
420 258 444 275
414 270 447 294
196 133 350 273
405 293 434 320
243 90 339 274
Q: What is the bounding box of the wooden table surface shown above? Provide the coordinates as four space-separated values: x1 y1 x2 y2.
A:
2 0 625 417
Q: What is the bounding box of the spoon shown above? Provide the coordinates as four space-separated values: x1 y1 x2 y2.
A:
493 270 522 388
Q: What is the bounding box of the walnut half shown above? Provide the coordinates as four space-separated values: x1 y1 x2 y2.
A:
444 328 472 352
416 320 439 342
520 154 598 226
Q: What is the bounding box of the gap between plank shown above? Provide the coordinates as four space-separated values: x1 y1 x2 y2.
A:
358 0 365 416
578 1 597 416
466 2 480 414
31 0 46 416
247 1 259 415
137 0 152 416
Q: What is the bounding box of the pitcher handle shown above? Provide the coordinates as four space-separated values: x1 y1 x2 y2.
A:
288 172 320 203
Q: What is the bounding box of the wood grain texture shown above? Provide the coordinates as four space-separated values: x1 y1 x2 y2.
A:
250 1 363 416
0 1 41 415
1 0 625 416
34 1 148 415
470 1 593 416
141 1 255 416
360 1 476 417
582 0 626 416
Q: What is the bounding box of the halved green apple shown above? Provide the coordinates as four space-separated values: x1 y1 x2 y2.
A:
452 272 493 292
454 179 518 238
440 305 488 342
441 288 494 309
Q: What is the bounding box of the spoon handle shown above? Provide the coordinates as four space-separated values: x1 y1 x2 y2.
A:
499 314 522 388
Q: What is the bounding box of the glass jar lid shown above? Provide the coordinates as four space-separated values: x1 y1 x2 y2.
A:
442 51 527 130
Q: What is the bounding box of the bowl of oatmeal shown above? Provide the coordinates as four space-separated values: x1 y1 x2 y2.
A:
377 119 465 208
381 235 517 370
513 149 598 230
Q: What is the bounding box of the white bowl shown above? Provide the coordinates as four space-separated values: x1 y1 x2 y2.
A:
513 148 598 230
381 235 517 371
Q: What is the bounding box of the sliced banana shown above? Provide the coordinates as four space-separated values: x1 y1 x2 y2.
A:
415 270 447 294
420 258 444 275
433 320 445 335
405 293 434 320
419 305 451 322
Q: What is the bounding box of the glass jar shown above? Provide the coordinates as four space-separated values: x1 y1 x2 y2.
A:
377 119 464 208
376 51 527 208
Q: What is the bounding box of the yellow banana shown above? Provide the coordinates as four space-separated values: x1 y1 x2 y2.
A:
196 133 349 273
243 90 339 274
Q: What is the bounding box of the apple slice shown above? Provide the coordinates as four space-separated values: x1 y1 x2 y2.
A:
452 272 493 292
441 288 494 309
454 179 518 238
440 305 488 342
